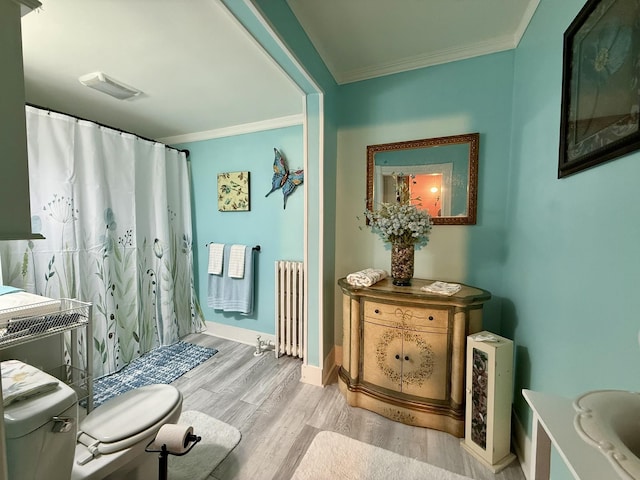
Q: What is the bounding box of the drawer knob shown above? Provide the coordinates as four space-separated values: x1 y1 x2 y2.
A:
404 356 409 361
375 309 380 314
428 316 434 321
395 354 400 360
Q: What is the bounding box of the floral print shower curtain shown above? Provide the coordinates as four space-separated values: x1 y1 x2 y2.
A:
0 106 204 378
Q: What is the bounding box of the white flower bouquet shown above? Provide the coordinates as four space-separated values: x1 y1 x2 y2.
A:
364 202 432 247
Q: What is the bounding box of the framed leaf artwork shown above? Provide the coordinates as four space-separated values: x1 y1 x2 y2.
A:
217 171 250 211
558 0 640 178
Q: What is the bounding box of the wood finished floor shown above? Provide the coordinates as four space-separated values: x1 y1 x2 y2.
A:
174 333 526 480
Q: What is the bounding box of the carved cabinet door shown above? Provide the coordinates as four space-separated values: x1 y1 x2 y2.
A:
362 322 403 392
362 321 449 401
401 330 448 400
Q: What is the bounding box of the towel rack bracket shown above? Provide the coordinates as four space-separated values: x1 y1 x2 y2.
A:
205 243 260 252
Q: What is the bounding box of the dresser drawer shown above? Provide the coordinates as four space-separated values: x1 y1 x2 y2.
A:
363 300 449 331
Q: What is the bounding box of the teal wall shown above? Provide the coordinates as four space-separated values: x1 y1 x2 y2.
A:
177 125 304 334
335 51 515 335
240 0 340 368
506 0 640 476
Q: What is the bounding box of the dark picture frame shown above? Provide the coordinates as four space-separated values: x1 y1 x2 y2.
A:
558 0 640 178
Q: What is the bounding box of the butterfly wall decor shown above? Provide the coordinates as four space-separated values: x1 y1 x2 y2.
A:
265 148 304 209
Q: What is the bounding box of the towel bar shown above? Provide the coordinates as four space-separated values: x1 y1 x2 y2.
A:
205 243 260 252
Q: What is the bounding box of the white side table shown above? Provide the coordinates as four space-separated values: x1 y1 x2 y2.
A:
522 389 618 480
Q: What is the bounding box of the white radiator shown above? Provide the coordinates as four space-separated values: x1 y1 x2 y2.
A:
275 260 304 359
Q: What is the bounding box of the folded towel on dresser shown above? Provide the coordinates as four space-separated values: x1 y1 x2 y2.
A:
228 244 247 279
208 244 255 315
207 243 225 275
420 281 462 296
346 268 388 287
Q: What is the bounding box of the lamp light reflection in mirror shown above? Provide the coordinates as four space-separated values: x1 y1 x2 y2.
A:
366 133 479 225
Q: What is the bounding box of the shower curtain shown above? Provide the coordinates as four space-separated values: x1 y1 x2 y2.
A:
0 106 204 378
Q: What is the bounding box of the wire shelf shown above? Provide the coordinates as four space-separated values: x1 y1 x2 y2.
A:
0 298 90 349
46 364 91 404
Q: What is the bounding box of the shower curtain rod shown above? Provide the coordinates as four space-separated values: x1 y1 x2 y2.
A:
26 102 190 158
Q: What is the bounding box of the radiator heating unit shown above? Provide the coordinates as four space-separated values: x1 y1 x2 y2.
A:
275 260 304 359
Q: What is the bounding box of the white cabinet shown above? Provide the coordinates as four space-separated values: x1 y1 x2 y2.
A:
522 389 621 480
0 0 42 240
461 331 516 472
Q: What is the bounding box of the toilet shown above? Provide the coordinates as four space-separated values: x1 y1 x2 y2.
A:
3 365 183 480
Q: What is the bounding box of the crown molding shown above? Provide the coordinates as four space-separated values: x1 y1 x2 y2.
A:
337 35 517 84
514 0 540 48
12 0 41 16
157 113 304 145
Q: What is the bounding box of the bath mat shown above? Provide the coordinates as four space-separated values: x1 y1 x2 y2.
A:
168 410 241 480
292 431 474 480
91 341 217 407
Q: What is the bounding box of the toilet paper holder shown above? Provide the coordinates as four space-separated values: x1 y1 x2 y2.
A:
146 426 201 480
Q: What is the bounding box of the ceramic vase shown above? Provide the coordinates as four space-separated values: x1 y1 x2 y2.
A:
391 243 414 286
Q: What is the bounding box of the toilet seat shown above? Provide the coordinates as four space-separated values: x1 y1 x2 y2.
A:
77 384 182 462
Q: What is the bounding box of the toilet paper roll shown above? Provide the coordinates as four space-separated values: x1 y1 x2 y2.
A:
151 424 194 454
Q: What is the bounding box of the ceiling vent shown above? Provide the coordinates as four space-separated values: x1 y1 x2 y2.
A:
78 72 142 100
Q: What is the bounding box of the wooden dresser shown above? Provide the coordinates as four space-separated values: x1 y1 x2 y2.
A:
337 277 491 437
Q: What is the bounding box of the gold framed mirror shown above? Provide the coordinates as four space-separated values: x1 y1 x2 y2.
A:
366 132 479 225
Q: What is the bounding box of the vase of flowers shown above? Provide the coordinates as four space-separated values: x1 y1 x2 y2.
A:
364 176 432 286
390 242 414 286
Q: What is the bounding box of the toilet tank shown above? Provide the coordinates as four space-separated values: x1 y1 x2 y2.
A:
4 370 78 480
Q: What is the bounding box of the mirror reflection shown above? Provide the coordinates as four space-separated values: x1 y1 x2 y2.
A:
366 133 479 225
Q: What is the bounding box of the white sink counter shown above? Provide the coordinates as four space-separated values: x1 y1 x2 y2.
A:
522 389 622 480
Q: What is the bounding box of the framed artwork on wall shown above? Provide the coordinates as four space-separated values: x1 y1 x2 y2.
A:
558 0 640 178
217 171 250 211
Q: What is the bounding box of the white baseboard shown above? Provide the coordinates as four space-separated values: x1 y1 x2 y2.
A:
300 364 323 386
322 345 337 385
300 347 337 387
203 321 276 348
512 409 531 480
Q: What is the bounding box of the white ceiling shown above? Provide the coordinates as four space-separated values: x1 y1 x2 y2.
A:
20 0 539 143
287 0 539 85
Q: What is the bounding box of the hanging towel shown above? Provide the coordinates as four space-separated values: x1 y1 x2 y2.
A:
208 244 255 315
223 245 254 314
229 244 247 279
207 243 231 310
208 243 225 275
208 270 225 310
346 268 388 287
